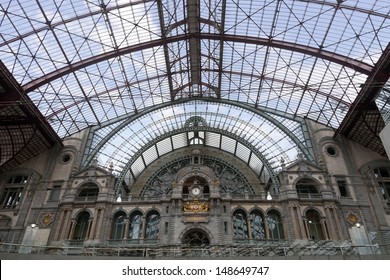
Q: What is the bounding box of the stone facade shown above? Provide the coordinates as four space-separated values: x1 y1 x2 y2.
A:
1 120 390 256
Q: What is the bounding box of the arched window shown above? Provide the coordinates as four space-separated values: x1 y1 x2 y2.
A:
182 230 210 247
306 209 325 240
1 175 28 209
128 211 143 240
73 211 90 241
233 209 248 240
267 210 284 240
77 182 99 201
110 211 126 240
189 137 204 145
296 178 319 198
145 211 160 240
250 210 265 240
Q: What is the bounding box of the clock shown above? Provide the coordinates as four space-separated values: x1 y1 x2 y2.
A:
191 187 201 196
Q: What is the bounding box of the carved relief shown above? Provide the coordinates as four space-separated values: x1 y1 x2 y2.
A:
39 212 55 227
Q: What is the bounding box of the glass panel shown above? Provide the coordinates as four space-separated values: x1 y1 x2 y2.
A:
306 210 325 240
250 211 265 240
129 212 143 240
110 212 126 240
0 187 23 209
49 185 62 202
268 211 284 240
73 212 90 240
233 211 248 239
145 212 160 239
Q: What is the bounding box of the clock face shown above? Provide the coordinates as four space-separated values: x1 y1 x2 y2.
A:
191 187 201 196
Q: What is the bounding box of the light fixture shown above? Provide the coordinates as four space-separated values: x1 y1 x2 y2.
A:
355 222 361 228
30 224 37 228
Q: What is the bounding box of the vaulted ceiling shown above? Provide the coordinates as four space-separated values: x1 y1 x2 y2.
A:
1 0 389 177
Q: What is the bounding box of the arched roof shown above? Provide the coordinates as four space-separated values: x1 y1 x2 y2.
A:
0 0 389 176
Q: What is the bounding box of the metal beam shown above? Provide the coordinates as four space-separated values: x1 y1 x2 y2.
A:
187 0 201 88
0 0 155 48
298 0 390 19
45 66 350 119
156 0 175 101
336 43 390 137
23 33 375 93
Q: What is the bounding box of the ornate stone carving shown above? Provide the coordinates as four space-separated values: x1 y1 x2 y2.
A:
345 212 360 226
39 212 55 227
183 198 209 213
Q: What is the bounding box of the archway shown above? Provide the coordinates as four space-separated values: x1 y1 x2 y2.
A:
182 229 210 247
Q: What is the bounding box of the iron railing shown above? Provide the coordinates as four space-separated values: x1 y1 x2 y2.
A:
1 240 388 258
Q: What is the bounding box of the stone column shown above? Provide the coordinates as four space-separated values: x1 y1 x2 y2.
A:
264 215 270 239
297 210 306 238
141 217 147 240
86 218 93 240
333 207 345 240
123 218 130 240
320 219 330 240
289 205 299 239
94 207 105 240
247 216 252 240
325 206 337 239
67 220 76 240
62 209 72 240
53 208 66 240
281 216 288 240
303 218 310 239
88 213 97 240
106 217 113 241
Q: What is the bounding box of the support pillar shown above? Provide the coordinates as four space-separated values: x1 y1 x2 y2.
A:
297 208 306 239
61 209 72 240
123 218 130 240
289 205 299 239
67 220 76 240
325 206 337 239
264 215 270 239
86 218 93 240
94 207 105 240
247 216 252 239
320 219 330 240
54 208 66 240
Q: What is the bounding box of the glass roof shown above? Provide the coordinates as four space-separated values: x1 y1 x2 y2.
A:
82 100 314 189
1 0 389 186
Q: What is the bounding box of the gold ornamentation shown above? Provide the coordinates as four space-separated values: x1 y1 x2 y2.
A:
183 199 209 212
346 212 359 225
40 213 54 227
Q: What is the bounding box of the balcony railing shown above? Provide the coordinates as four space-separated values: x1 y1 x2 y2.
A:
1 240 388 258
297 193 322 199
75 196 98 202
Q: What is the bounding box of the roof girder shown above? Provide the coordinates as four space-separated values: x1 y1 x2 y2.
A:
22 33 375 93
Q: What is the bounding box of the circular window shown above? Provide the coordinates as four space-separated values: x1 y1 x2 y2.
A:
60 153 72 164
325 145 338 157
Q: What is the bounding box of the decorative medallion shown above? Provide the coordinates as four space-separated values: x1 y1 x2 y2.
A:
346 212 360 225
39 213 54 227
